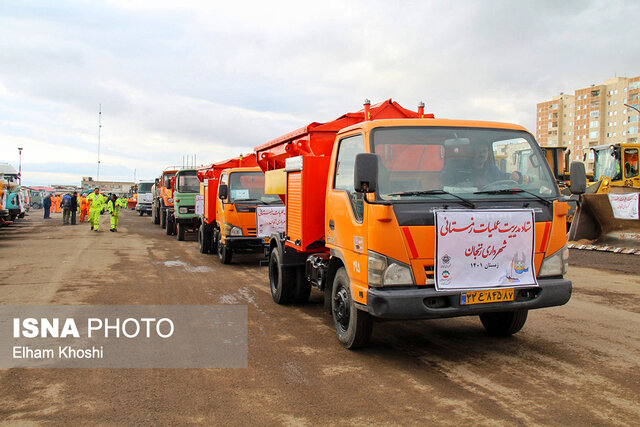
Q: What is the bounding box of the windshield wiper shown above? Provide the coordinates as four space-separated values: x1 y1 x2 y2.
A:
473 188 552 206
388 190 476 209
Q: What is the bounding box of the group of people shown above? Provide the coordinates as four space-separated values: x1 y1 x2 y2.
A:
42 188 128 232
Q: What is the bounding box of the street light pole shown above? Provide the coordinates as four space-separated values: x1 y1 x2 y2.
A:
18 147 23 186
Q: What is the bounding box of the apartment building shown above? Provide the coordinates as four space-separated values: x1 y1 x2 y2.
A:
536 76 640 170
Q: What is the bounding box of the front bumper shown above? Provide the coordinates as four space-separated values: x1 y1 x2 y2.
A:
136 203 152 212
364 278 571 320
224 236 267 252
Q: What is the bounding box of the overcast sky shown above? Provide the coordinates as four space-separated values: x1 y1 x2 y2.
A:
1 0 639 186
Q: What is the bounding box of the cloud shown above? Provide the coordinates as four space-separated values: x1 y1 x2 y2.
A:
1 0 640 185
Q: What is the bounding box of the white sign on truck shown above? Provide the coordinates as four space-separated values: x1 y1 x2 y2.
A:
434 209 537 291
256 206 285 238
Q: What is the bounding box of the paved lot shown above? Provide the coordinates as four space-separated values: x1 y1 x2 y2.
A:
0 211 638 425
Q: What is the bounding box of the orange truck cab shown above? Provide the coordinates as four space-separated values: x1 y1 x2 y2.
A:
213 167 283 263
197 155 259 259
152 167 179 229
255 99 573 349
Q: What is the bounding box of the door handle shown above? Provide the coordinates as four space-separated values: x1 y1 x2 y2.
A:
329 219 335 230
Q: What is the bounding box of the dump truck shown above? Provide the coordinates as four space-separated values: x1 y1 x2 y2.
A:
255 99 574 349
151 167 179 228
213 166 283 263
568 142 640 252
135 180 155 216
197 156 282 263
165 168 201 241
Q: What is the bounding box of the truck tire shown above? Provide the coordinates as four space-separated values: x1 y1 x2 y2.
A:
218 240 233 264
268 248 295 304
331 267 373 349
160 208 167 229
139 210 143 216
152 205 159 224
166 214 174 235
479 310 528 337
198 224 210 254
177 222 185 241
293 266 311 303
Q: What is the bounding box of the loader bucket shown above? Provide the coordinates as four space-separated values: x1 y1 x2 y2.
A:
568 190 640 252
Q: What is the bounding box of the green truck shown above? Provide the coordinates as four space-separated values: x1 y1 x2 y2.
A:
165 169 201 241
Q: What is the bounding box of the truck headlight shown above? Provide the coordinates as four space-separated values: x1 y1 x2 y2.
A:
368 251 415 287
179 207 188 214
224 223 243 236
167 198 173 204
538 246 569 278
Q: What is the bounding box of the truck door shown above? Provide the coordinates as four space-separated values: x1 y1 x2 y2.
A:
326 134 368 304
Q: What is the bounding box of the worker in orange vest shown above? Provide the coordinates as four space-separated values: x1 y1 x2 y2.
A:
54 194 62 213
79 195 88 222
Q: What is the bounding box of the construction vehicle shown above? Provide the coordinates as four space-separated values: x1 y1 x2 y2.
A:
568 142 640 252
197 156 281 263
196 156 257 255
213 166 283 263
165 169 201 241
135 181 155 216
255 99 574 349
151 167 179 228
0 176 9 226
0 164 20 226
127 185 138 210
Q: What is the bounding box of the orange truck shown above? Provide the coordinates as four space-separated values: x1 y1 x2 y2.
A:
197 156 283 264
152 167 179 228
255 99 573 349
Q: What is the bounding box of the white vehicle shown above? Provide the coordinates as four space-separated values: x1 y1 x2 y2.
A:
135 180 155 216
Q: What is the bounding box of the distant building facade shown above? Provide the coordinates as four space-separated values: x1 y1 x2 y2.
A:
536 76 640 170
81 176 134 195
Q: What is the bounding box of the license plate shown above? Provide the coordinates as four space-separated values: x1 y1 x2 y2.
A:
262 237 270 244
461 288 515 305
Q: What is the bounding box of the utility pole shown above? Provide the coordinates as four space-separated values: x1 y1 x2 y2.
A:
97 104 102 182
18 147 23 186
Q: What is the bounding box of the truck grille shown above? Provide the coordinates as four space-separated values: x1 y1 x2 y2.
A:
247 228 257 236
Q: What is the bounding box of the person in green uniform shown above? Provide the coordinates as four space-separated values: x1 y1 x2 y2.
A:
86 188 106 231
108 194 126 232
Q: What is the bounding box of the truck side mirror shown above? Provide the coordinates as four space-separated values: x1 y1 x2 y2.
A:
155 178 159 186
569 162 586 195
218 184 228 200
354 153 378 193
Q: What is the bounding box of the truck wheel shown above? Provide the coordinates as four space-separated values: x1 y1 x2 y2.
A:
166 214 174 235
479 310 528 337
177 222 185 241
269 248 295 304
139 210 143 216
332 267 373 349
218 240 233 264
198 224 209 253
293 266 311 303
152 205 159 224
160 208 167 229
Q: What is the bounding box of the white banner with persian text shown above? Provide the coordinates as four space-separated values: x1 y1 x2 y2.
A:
608 193 639 220
195 195 204 216
256 206 285 238
434 209 537 291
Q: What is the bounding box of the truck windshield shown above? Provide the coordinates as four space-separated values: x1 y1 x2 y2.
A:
593 147 621 181
176 171 200 193
371 127 558 201
138 183 153 193
228 172 282 204
163 173 175 188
